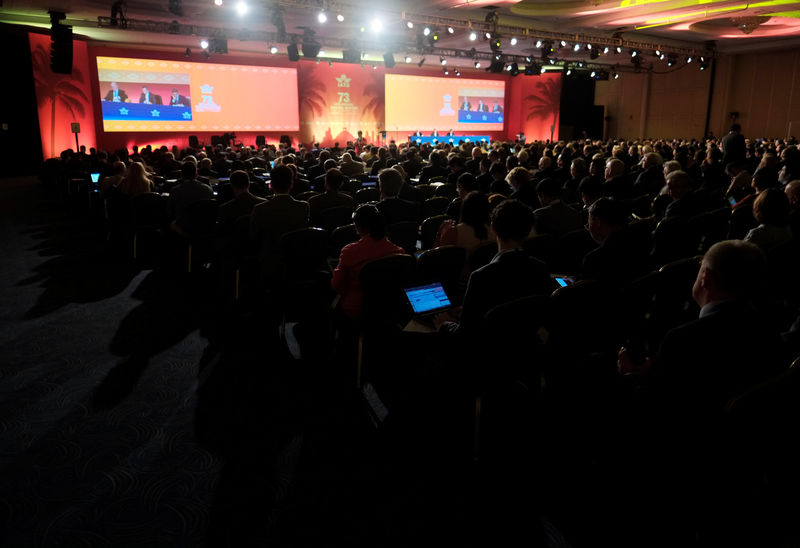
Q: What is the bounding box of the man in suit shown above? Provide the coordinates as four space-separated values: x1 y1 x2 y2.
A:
168 161 214 233
250 165 309 281
602 158 633 201
400 148 425 180
434 199 552 336
217 170 265 238
461 99 471 111
138 86 162 105
376 168 420 224
534 177 583 237
308 168 354 225
477 100 487 112
465 145 483 175
721 123 746 167
307 150 331 184
418 150 449 184
339 152 364 178
104 81 128 102
312 159 338 192
662 170 700 220
632 152 665 198
492 102 503 114
431 129 439 137
169 89 191 107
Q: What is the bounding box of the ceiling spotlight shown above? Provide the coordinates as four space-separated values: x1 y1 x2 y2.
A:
655 49 661 56
370 18 382 32
432 29 440 41
317 11 327 23
631 49 638 57
700 62 708 70
485 32 492 39
337 13 344 22
590 70 596 77
603 46 610 54
474 60 481 68
405 54 412 63
560 40 567 47
444 67 449 75
587 44 593 50
423 26 431 36
418 57 425 67
235 1 247 16
549 58 555 64
200 39 209 49
505 64 512 72
614 72 620 79
214 0 223 5
577 61 584 67
269 45 278 54
573 43 581 52
540 66 546 74
615 46 623 53
667 55 675 66
440 57 447 65
455 68 461 76
448 26 455 34
535 40 543 48
406 21 413 29
510 37 518 46
524 56 531 63
372 64 377 69
566 66 572 75
660 53 666 60
494 53 501 60
469 32 477 41
699 56 705 62
686 55 693 63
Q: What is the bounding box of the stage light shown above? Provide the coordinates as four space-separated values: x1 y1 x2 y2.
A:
490 36 502 51
359 26 365 32
587 43 592 50
505 64 512 72
337 13 344 22
443 67 449 75
418 57 425 67
494 53 501 60
485 32 492 39
432 30 440 41
269 45 278 54
560 40 567 47
447 26 454 34
700 56 705 62
372 64 377 69
370 18 382 32
540 66 546 74
535 40 543 48
235 1 247 16
655 49 661 56
469 32 477 41
423 27 430 36
549 58 555 64
525 56 531 63
573 43 581 52
631 49 638 57
667 56 675 67
317 11 327 23
200 39 209 49
700 62 708 70
214 0 223 5
406 21 413 29
686 55 693 63
566 66 572 75
613 71 620 79
577 61 584 67
615 46 623 53
510 37 517 46
590 70 596 77
455 68 460 76
603 46 610 54
405 54 412 63
508 62 519 76
440 57 447 65
474 61 481 68
660 53 666 60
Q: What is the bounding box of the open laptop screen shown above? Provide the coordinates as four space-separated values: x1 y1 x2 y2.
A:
404 282 451 314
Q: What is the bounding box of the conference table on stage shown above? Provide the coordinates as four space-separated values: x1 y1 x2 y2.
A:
101 101 193 122
408 135 492 146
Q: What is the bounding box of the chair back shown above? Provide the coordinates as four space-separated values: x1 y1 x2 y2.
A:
296 190 319 202
416 245 467 296
359 253 417 327
331 224 359 257
434 183 458 199
316 205 354 234
522 233 558 267
421 196 451 219
131 192 167 228
468 241 498 272
655 255 702 335
555 228 597 274
420 215 447 250
280 227 329 279
355 187 380 205
428 176 446 184
415 184 436 200
630 194 653 219
183 199 218 237
387 221 419 255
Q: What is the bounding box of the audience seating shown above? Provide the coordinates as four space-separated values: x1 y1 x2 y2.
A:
315 206 354 234
387 221 420 255
468 241 498 272
355 188 380 205
416 245 466 299
434 183 458 199
421 196 451 219
330 224 359 257
419 215 447 251
131 192 167 261
178 199 218 273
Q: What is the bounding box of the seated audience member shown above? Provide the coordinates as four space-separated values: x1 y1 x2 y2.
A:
445 172 481 219
435 191 494 257
578 175 603 209
619 240 787 422
729 167 778 239
308 168 354 225
217 170 265 238
534 177 584 237
603 158 633 200
633 153 665 198
339 153 364 177
725 162 751 203
579 197 652 287
563 157 588 204
169 161 214 232
487 193 507 211
488 161 511 195
447 155 468 185
198 157 218 178
744 187 793 252
312 159 339 192
434 199 550 336
396 165 425 203
376 168 421 224
332 204 404 320
786 179 800 238
118 161 153 197
662 170 700 220
400 148 424 180
465 145 484 175
476 158 493 194
250 165 309 280
419 150 449 184
101 161 127 196
532 155 555 184
307 150 331 182
507 166 539 209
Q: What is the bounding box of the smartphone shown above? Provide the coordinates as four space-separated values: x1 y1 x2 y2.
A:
728 196 737 206
555 276 574 287
90 172 101 183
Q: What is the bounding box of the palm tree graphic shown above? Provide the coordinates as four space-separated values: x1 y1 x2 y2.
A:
362 71 385 124
524 78 561 142
31 44 90 157
296 64 328 144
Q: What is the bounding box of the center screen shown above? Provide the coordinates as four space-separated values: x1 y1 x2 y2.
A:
96 56 299 132
385 74 505 132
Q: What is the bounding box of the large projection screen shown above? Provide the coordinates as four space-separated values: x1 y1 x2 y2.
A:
385 74 505 132
96 56 300 132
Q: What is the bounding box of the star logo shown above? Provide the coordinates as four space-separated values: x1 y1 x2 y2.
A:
200 84 214 94
336 74 351 88
498 116 503 122
119 107 129 115
151 110 161 117
182 112 192 119
482 115 488 121
466 114 472 120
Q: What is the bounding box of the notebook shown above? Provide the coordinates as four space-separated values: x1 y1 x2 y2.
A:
403 282 452 332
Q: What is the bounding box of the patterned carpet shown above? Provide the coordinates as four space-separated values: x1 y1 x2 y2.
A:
0 178 570 547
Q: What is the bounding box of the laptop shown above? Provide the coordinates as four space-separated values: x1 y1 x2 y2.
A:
403 282 452 332
90 172 101 183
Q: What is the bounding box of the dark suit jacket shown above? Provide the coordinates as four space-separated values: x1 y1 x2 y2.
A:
400 158 424 180
169 94 191 107
663 192 701 220
418 164 449 185
308 191 354 224
721 131 746 167
633 166 665 198
217 192 265 238
398 184 426 204
534 200 584 237
579 226 653 288
138 92 163 105
168 180 214 229
104 88 129 102
440 249 551 336
376 197 420 225
250 194 309 279
602 174 634 201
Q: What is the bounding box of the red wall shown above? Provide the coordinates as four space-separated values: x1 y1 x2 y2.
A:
30 33 563 157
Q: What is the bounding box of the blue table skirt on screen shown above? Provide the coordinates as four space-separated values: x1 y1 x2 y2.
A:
101 101 193 121
408 135 492 145
458 110 503 124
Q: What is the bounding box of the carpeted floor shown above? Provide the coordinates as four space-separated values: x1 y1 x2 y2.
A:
0 177 571 547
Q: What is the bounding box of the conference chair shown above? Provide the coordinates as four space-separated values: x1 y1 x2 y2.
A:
177 199 218 273
415 245 466 299
467 241 498 273
357 254 416 387
278 227 331 337
421 196 451 220
355 187 380 205
229 214 259 301
330 224 359 258
131 192 168 262
387 221 420 255
420 215 447 251
653 255 702 338
315 206 354 234
296 191 319 202
522 233 558 268
414 184 436 200
554 228 597 275
434 183 458 199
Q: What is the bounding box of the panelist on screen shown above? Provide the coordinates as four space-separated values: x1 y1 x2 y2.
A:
492 102 503 114
446 129 455 136
431 128 439 137
413 130 422 137
461 98 471 111
104 82 128 103
139 86 162 105
169 89 191 107
477 100 488 112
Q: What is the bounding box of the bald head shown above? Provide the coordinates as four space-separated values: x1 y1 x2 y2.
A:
785 179 800 213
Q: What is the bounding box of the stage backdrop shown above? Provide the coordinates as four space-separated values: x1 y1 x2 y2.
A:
29 32 97 160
